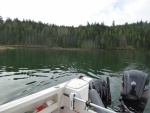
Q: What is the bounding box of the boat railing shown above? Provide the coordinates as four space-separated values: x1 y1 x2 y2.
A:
63 93 116 113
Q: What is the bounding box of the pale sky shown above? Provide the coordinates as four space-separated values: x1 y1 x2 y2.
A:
0 0 150 26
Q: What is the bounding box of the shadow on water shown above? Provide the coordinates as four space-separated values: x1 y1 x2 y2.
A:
0 49 150 112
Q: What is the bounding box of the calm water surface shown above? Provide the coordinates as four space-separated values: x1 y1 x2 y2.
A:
0 49 150 112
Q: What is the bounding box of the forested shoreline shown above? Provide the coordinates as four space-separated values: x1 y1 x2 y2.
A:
0 16 150 50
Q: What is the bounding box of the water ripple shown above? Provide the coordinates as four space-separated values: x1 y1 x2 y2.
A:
25 81 36 85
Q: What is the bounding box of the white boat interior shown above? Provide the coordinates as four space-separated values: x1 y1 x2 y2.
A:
0 77 111 113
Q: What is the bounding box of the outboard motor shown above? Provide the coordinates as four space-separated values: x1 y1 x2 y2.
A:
89 77 111 108
120 70 149 113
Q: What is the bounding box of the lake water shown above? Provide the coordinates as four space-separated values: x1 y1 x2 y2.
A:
0 48 150 113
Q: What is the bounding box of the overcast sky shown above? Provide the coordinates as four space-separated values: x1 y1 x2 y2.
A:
0 0 150 26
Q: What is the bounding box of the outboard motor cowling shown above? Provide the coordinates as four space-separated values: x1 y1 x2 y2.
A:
120 70 149 113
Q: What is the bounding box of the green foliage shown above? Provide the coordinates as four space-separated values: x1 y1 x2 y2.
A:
0 16 150 50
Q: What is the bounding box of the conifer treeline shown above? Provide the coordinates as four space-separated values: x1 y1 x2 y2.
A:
0 16 150 50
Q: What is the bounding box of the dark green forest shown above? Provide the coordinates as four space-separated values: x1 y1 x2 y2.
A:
0 16 150 50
